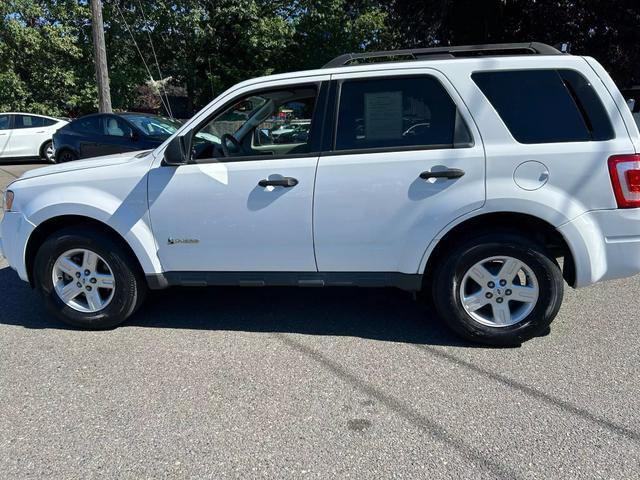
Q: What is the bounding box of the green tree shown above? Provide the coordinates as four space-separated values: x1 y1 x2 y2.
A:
0 0 96 115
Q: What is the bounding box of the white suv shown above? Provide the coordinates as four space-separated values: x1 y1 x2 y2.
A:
2 43 639 346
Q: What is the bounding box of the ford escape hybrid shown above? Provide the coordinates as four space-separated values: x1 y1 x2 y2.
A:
2 43 640 346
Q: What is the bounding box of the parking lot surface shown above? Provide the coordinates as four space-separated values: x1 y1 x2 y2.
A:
1 164 639 479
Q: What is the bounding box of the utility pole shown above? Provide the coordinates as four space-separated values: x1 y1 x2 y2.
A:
90 0 112 113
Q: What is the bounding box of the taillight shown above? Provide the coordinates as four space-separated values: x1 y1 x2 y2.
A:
608 154 640 208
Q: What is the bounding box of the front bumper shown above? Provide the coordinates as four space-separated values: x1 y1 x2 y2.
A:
0 211 36 281
559 208 640 287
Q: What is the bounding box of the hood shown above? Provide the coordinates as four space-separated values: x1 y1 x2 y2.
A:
18 151 151 181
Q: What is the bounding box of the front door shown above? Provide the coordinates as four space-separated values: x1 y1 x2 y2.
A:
313 69 486 274
148 79 328 273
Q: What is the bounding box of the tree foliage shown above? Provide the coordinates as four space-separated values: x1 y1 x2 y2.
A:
0 0 638 117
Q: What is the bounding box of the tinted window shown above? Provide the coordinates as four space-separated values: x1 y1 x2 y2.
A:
335 76 472 151
41 117 57 127
0 115 9 130
14 115 45 129
558 70 614 141
71 116 102 134
472 69 614 143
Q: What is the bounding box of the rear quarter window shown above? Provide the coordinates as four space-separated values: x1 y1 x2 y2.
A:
472 69 614 144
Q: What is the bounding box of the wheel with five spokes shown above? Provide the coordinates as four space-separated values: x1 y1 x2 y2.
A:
34 226 146 329
432 232 564 346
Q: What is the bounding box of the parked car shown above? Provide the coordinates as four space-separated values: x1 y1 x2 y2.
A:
52 112 183 162
2 42 640 346
0 113 68 163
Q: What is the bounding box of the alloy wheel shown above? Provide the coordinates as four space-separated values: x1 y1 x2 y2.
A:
52 249 116 313
459 255 539 327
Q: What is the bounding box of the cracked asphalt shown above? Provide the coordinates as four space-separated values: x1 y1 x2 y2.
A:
1 163 639 479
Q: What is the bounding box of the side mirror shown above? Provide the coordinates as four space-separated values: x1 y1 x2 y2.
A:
130 130 139 141
163 135 189 166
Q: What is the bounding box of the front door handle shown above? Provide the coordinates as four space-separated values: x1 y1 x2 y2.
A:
258 177 299 188
419 168 465 180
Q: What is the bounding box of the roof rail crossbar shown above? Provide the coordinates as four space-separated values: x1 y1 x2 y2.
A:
322 42 562 69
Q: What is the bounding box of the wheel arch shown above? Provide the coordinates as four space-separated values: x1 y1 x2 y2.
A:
421 211 577 289
38 139 52 159
25 215 154 288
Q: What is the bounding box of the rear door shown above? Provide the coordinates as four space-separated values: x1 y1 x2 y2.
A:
313 69 486 274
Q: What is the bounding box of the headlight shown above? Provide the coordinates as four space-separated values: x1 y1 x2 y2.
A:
3 190 14 212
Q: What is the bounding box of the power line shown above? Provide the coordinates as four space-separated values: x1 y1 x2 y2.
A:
135 0 174 118
112 1 171 116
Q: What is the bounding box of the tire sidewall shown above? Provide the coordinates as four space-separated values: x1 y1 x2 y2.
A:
435 236 563 345
34 230 140 329
41 141 55 163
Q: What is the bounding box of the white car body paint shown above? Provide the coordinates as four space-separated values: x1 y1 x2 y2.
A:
0 113 68 160
1 55 639 293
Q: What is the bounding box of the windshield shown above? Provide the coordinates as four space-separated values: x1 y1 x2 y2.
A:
121 114 182 138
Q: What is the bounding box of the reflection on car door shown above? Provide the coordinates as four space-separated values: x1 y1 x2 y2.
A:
313 70 486 274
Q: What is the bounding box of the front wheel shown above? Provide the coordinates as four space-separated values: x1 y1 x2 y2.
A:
56 149 78 163
34 227 147 329
432 233 564 346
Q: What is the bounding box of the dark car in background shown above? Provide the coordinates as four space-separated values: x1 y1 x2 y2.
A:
52 112 182 162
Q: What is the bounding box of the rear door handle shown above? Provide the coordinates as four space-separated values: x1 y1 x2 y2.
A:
419 168 465 180
258 177 298 188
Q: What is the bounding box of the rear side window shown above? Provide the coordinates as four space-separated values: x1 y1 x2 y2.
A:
71 116 102 134
472 69 614 143
41 117 57 127
0 115 10 130
14 115 45 129
335 76 472 151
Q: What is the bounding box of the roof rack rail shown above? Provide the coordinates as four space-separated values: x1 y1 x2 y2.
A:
322 42 562 69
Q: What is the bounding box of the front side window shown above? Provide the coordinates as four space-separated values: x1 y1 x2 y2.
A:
472 69 614 143
104 116 133 137
335 76 472 151
192 85 318 161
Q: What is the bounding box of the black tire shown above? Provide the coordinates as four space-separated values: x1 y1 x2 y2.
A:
40 141 55 163
33 226 147 329
432 232 564 346
56 149 77 163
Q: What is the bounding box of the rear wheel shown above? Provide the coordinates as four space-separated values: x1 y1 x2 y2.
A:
41 141 55 163
34 227 146 329
432 233 564 346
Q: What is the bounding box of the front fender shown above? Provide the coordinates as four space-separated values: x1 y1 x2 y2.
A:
22 184 162 277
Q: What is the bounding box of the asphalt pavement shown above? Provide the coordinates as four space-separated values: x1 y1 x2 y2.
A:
1 163 639 479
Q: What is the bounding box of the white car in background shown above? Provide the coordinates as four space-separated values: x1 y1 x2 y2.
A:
0 113 68 163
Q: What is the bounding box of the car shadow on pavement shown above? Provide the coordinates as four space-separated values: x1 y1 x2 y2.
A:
0 267 474 347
